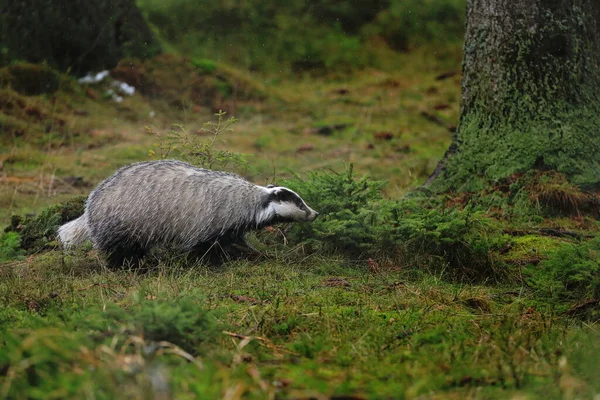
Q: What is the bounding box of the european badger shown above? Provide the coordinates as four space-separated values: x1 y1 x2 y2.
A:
58 160 318 265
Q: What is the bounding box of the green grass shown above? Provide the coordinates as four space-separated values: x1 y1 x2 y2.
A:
1 255 599 399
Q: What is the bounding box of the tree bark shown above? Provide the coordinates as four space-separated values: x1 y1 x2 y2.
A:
426 0 600 192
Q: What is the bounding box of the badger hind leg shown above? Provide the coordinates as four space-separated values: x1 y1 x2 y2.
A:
89 221 148 267
104 244 147 268
94 234 148 268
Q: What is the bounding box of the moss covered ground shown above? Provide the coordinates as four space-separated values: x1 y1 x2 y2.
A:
1 49 600 399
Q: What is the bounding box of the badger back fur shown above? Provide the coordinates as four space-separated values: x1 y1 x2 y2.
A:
58 160 318 265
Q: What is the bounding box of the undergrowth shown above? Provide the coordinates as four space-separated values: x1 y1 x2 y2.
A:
281 165 510 282
0 289 223 399
0 232 23 263
0 259 598 399
147 110 248 172
137 0 466 72
525 237 600 314
4 196 86 254
2 151 600 398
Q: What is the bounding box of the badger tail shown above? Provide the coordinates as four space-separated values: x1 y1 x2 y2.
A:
58 214 90 249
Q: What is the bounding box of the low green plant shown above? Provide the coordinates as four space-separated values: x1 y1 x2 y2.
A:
0 291 222 398
71 291 224 354
280 165 386 254
0 231 24 262
148 110 247 172
393 204 508 280
282 165 509 281
525 236 600 305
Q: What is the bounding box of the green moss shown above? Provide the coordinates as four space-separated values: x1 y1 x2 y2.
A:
5 196 86 253
502 235 566 264
431 4 600 192
436 104 600 192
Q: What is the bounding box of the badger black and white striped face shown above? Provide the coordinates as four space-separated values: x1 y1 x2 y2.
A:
263 186 319 223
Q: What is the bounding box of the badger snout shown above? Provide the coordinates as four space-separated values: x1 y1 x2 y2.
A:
307 210 319 222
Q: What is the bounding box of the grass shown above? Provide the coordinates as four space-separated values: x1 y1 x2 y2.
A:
1 48 600 398
1 255 599 399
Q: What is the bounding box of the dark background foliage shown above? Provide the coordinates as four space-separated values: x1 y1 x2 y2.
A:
1 0 161 73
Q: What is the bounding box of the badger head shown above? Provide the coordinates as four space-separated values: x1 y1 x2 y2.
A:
263 186 319 223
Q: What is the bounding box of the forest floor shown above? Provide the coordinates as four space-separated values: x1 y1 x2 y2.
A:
1 49 599 399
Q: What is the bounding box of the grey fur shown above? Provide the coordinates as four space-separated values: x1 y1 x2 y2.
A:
58 160 318 265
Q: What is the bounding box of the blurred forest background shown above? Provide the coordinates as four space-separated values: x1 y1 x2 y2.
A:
2 0 465 73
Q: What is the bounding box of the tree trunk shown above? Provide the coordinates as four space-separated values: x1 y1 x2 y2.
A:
426 0 600 192
0 0 161 74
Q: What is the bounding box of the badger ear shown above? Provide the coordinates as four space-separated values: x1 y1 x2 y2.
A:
269 187 282 200
271 187 297 202
266 184 276 188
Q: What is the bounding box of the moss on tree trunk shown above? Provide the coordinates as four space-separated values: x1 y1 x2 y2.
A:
427 0 600 192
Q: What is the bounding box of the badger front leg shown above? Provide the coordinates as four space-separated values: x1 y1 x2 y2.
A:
228 235 263 259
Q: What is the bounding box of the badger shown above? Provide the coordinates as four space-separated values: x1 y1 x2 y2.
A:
58 160 318 266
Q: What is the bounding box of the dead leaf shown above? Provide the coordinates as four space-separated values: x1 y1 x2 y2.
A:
230 294 260 305
321 277 351 287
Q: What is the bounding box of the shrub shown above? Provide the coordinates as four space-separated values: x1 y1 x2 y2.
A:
0 231 24 262
392 203 507 280
280 165 386 255
72 292 223 355
282 165 508 281
148 111 248 172
525 237 600 304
